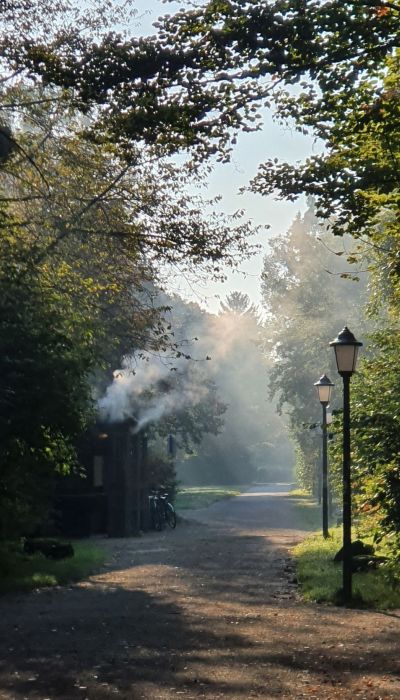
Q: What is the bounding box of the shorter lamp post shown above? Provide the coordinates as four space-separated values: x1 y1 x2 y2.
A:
329 326 362 605
314 374 334 539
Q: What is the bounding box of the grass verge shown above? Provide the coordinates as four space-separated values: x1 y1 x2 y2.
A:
285 489 327 531
0 541 105 595
293 527 400 609
175 486 242 510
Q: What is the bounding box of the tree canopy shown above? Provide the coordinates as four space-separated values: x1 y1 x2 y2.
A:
3 1 397 161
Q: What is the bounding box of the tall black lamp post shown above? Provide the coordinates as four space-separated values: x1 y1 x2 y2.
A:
314 374 334 539
329 327 362 605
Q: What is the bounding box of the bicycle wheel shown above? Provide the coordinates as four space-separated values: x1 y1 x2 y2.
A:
154 505 164 531
165 503 177 529
149 498 157 530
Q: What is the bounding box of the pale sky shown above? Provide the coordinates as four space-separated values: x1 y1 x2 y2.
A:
132 0 319 313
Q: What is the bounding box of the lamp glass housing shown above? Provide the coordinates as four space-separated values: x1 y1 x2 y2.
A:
333 344 360 374
330 326 362 376
317 383 332 404
314 374 334 405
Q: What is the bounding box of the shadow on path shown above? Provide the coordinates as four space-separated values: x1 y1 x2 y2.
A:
0 487 399 699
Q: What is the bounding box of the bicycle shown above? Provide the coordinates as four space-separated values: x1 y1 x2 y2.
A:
149 490 177 530
159 492 177 529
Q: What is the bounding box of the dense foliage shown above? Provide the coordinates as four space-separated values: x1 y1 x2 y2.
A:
0 244 95 536
336 332 400 553
326 62 400 555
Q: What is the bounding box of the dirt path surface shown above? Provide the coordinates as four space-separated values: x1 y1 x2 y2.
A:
1 484 400 700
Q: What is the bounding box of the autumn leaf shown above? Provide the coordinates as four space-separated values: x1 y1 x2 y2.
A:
375 5 391 16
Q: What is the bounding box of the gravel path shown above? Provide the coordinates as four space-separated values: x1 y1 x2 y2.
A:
0 485 400 699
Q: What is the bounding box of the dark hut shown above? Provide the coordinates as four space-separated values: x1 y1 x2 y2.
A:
56 419 149 537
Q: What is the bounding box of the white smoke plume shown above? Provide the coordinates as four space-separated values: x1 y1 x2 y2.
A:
98 353 209 431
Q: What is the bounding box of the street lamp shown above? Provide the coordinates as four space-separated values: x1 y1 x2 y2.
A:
314 374 334 539
330 326 362 605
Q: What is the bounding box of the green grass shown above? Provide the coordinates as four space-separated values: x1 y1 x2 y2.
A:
293 527 400 609
175 486 241 510
0 541 105 595
285 489 328 531
287 488 311 498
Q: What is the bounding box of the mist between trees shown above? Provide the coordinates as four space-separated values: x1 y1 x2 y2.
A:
260 201 370 496
93 287 293 488
174 297 294 487
93 197 370 492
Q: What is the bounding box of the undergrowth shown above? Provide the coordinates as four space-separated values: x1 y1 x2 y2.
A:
0 541 105 595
